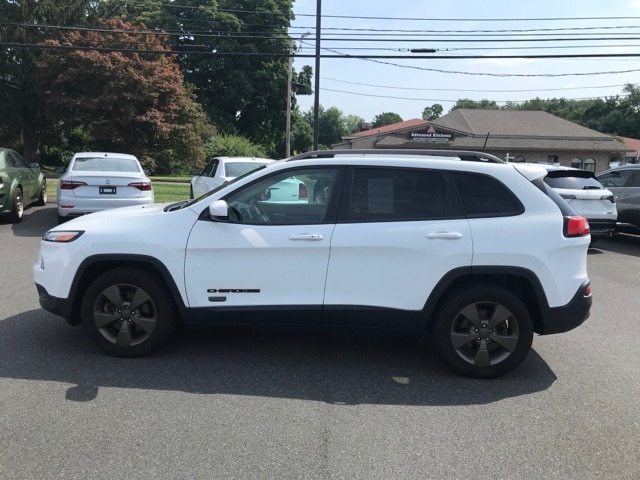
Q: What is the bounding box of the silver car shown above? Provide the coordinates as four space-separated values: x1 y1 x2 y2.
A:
596 164 640 234
57 152 154 224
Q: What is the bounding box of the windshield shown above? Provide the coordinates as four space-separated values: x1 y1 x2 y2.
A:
72 157 141 173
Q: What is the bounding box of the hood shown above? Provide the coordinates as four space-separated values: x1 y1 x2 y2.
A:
52 202 175 229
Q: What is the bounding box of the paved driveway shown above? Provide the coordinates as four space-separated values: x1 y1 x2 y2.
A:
1 204 639 480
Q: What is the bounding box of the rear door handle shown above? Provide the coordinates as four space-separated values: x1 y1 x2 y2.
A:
426 232 463 240
289 234 324 241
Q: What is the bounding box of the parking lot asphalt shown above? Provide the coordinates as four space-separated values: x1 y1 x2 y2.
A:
1 204 639 480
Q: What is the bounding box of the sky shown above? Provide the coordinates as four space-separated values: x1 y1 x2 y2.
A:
289 0 640 123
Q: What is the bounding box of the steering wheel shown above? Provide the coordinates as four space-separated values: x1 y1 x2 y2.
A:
249 199 270 223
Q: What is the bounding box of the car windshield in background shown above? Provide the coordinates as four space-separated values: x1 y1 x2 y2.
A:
544 172 604 190
72 157 141 172
225 162 269 177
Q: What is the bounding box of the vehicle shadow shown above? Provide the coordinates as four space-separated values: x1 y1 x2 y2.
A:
590 233 640 257
0 309 557 406
2 204 57 237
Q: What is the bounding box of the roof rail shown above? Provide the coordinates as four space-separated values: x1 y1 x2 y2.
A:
287 149 505 163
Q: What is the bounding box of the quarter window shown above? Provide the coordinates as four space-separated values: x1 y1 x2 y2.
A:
346 168 449 222
452 172 523 218
597 169 635 188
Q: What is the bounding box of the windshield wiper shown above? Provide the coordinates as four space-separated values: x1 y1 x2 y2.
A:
164 200 189 212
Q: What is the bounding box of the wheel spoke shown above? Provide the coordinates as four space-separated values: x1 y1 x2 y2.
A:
116 322 133 347
473 339 491 367
131 315 156 334
488 305 511 329
450 332 478 349
94 312 122 329
129 288 151 312
459 304 481 328
489 333 519 352
102 285 124 308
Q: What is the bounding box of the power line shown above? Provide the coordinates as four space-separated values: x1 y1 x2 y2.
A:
320 87 630 103
321 77 636 93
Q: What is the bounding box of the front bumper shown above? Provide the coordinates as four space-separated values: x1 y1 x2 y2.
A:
537 280 592 335
35 283 77 325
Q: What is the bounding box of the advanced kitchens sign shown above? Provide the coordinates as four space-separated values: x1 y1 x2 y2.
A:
410 125 452 144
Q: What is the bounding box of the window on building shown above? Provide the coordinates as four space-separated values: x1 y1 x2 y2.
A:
513 156 526 163
584 158 596 172
571 157 583 169
546 155 559 164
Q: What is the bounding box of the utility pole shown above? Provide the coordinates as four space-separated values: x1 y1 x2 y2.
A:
285 38 294 158
313 0 322 150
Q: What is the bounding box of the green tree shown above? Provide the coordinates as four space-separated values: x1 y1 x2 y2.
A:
305 105 349 148
0 0 96 159
344 114 365 135
203 134 267 160
34 19 211 173
451 99 501 111
422 104 443 121
290 111 313 155
108 0 307 157
372 112 403 128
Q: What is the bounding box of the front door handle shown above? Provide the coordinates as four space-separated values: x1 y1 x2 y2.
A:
426 231 463 240
289 234 324 241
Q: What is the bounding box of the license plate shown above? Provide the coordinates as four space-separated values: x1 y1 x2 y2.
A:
99 186 117 194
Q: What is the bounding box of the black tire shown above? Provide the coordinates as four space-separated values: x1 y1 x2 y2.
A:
35 180 47 206
81 268 178 357
431 285 533 378
8 187 24 223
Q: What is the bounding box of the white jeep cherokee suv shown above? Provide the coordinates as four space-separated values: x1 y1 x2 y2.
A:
34 150 592 378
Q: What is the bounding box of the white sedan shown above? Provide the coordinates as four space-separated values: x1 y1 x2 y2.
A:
57 152 154 224
190 156 274 198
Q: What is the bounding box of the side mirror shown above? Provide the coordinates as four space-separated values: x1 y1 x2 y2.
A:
190 169 201 176
55 166 66 174
30 162 40 169
208 199 229 220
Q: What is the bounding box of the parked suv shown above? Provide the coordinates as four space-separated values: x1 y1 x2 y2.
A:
596 164 640 234
34 150 592 378
540 165 617 243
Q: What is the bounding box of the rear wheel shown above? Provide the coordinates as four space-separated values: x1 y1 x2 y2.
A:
8 187 24 223
431 285 533 378
35 180 47 206
81 268 177 357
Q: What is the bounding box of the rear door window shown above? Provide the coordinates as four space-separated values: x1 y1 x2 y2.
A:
341 167 456 222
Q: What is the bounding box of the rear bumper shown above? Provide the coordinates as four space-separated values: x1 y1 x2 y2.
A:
615 222 640 235
587 219 616 239
537 280 591 335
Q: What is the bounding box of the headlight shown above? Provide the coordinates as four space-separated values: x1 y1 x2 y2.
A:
42 230 85 243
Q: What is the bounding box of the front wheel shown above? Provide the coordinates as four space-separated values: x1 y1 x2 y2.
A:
431 286 533 378
81 268 177 357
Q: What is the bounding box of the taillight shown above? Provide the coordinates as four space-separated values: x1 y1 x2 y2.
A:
601 194 615 203
128 182 152 191
298 183 308 199
60 180 87 189
583 283 592 297
564 216 590 237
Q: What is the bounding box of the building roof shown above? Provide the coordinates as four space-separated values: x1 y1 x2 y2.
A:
619 136 640 153
431 109 617 139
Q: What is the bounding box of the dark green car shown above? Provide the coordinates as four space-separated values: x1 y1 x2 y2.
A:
0 147 47 222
